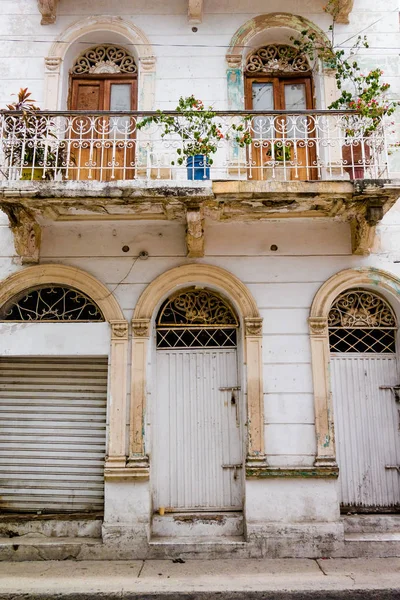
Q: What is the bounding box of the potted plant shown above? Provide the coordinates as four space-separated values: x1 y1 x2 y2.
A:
2 88 71 180
292 28 398 178
137 96 225 180
264 141 291 180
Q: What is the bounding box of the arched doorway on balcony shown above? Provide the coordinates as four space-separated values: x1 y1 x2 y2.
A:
244 44 317 181
68 44 138 181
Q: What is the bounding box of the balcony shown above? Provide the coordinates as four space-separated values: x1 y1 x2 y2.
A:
0 110 399 262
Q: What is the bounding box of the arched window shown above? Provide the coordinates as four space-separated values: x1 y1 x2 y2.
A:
0 285 104 321
69 44 138 181
156 288 238 349
328 289 397 354
71 45 137 76
244 43 316 181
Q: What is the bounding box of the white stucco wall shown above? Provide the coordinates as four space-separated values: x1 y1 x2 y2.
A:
1 0 399 106
0 216 395 469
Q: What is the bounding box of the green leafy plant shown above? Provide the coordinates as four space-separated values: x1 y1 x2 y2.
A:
266 142 291 162
3 88 71 179
137 95 253 166
291 30 399 135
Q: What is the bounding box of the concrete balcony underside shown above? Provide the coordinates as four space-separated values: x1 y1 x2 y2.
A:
0 178 399 262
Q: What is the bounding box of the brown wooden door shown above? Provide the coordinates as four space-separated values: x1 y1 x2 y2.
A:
245 76 317 181
70 77 137 181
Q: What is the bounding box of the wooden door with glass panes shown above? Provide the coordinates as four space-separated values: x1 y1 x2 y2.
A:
245 76 317 181
69 76 137 181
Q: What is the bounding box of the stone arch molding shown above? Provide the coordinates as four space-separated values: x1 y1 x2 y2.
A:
44 15 156 110
226 13 327 68
309 267 400 468
0 264 123 322
225 13 335 113
0 264 130 477
128 264 266 473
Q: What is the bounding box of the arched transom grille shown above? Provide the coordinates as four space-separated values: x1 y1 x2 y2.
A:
0 286 104 322
71 44 137 75
245 44 310 74
156 288 238 349
328 290 397 354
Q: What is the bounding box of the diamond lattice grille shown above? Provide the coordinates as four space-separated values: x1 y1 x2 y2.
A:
156 289 238 349
328 290 396 354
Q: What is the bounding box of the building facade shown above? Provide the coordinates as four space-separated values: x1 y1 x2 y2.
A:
0 0 399 559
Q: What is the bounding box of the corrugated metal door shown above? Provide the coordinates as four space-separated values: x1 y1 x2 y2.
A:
331 355 400 510
0 357 107 513
153 349 243 511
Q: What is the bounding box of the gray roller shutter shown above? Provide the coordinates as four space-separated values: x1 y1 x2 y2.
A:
0 357 107 513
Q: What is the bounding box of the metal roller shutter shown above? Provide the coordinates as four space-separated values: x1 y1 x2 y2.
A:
0 357 108 513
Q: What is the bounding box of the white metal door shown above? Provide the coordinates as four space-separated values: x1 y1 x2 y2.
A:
331 355 400 510
153 348 243 511
0 357 107 513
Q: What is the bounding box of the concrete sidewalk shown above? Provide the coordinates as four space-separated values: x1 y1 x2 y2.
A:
0 558 399 599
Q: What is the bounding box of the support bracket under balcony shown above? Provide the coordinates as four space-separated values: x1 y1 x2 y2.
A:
0 204 41 264
325 0 354 24
186 204 205 257
37 0 58 25
188 0 203 23
351 199 384 255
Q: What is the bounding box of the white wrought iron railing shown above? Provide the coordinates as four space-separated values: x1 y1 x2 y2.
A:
0 110 397 182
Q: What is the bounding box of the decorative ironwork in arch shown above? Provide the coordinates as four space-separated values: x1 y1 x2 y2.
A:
328 289 397 354
71 44 137 75
156 288 238 349
245 44 310 74
0 285 105 322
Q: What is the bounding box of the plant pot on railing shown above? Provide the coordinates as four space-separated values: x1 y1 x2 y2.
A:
186 155 210 180
342 139 371 179
20 167 46 181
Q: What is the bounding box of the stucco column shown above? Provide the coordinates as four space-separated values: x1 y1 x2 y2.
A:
105 320 129 471
308 317 337 466
226 55 244 110
127 318 150 470
226 54 245 170
44 57 61 110
245 317 267 467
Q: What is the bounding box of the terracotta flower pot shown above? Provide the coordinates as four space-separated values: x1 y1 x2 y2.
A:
342 140 371 179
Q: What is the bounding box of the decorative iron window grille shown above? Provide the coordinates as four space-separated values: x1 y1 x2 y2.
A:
71 45 137 75
328 290 397 354
245 44 310 74
0 286 104 322
156 289 238 349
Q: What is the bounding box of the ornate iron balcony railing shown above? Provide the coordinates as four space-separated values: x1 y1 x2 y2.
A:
0 110 397 183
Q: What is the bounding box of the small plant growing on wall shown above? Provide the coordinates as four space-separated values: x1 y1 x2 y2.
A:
291 27 399 177
291 30 398 134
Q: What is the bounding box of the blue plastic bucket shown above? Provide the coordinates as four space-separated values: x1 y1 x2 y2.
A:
186 155 210 180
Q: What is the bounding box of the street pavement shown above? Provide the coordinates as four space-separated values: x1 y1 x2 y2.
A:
0 558 399 599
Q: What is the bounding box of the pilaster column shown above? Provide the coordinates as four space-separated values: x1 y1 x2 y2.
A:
127 318 151 470
308 317 337 466
105 320 129 470
226 54 245 169
244 317 267 467
44 57 61 110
